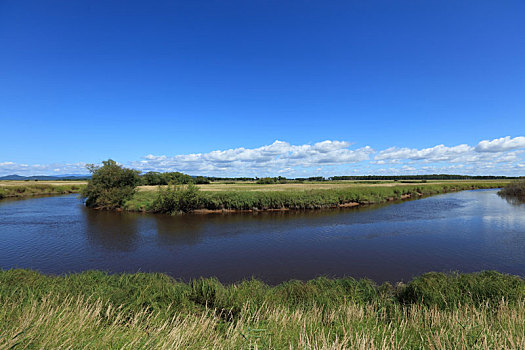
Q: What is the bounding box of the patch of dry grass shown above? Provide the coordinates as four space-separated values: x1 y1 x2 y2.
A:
2 294 524 349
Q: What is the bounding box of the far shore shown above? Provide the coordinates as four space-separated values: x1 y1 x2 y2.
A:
1 180 507 214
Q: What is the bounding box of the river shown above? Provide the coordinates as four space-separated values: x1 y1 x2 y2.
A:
1 189 524 284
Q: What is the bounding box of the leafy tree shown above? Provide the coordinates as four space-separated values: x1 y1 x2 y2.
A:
81 159 140 209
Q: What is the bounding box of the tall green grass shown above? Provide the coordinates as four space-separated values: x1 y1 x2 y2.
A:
0 270 524 349
125 182 508 214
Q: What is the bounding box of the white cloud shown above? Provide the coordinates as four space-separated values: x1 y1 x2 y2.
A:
373 137 525 172
475 136 525 153
375 144 473 163
1 136 524 177
129 140 374 176
0 162 87 177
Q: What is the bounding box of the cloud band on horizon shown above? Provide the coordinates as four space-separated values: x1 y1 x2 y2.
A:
1 136 524 177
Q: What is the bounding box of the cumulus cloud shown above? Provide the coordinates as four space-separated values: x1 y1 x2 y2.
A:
1 136 524 177
375 144 472 163
475 136 525 153
129 140 374 176
373 137 525 169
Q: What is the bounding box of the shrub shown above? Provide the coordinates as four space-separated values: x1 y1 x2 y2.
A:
152 183 201 214
81 159 140 209
499 179 525 202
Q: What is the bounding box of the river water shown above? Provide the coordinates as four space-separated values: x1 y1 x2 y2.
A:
1 189 524 284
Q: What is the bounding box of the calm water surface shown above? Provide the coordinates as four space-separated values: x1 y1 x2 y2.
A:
1 189 524 284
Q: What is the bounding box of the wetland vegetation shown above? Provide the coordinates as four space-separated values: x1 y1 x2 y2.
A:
0 182 85 199
128 180 508 214
1 269 524 349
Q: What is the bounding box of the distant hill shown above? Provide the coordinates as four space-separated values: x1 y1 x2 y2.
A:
0 174 91 181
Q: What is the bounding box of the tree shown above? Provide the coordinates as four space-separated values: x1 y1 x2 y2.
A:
194 176 210 184
142 171 165 185
81 159 140 209
140 171 193 185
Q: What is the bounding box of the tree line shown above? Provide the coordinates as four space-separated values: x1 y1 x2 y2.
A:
141 171 210 185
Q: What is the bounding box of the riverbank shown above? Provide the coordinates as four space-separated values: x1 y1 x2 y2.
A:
125 181 509 214
0 181 85 199
1 269 523 349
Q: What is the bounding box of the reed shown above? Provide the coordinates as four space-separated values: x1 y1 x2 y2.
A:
0 269 523 349
0 183 85 199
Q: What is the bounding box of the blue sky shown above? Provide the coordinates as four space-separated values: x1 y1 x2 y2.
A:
1 0 524 176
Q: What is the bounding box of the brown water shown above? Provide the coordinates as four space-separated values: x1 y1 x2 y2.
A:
1 189 524 284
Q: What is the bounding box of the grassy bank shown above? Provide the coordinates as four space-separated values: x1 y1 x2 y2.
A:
125 181 508 214
0 181 86 199
0 269 524 349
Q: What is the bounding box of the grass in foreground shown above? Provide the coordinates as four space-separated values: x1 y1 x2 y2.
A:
125 181 509 214
0 182 85 199
0 270 524 349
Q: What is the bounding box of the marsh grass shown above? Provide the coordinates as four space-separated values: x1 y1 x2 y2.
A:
126 181 508 213
151 183 201 214
0 183 84 199
0 270 524 349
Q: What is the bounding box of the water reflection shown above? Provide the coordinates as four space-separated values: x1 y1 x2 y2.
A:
499 194 525 206
82 208 140 251
154 215 206 246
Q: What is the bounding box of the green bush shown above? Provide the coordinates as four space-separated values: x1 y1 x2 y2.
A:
81 159 140 209
152 183 201 214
